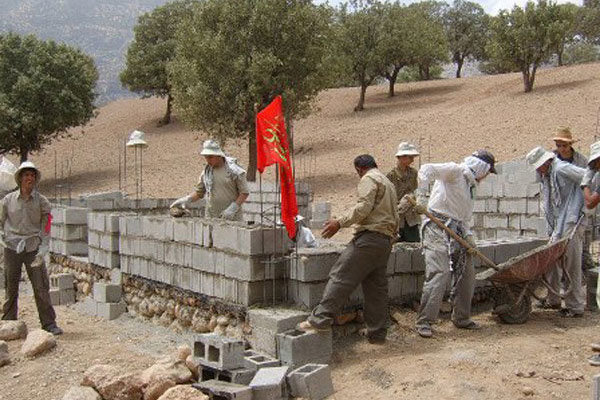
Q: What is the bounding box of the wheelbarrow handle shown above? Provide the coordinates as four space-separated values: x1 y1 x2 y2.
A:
407 197 499 271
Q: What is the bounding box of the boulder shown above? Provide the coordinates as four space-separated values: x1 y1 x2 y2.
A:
0 320 27 341
176 345 191 362
185 354 201 380
82 364 144 400
0 340 10 367
140 356 193 386
157 385 208 400
62 386 102 400
143 378 176 400
21 329 56 358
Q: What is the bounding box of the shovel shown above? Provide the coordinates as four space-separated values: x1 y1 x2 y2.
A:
406 196 498 271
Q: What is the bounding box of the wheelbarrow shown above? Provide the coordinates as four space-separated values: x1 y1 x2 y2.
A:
407 197 577 325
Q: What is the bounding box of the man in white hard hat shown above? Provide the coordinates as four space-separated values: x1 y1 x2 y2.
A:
386 142 421 242
415 150 496 338
526 146 586 317
1 162 62 335
170 139 249 221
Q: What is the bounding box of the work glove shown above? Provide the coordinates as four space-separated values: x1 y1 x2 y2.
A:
220 202 240 220
581 168 596 188
170 194 193 209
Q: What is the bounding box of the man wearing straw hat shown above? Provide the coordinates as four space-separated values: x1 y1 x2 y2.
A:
171 139 249 221
526 146 586 317
1 161 63 335
387 142 421 242
414 150 496 338
552 127 587 167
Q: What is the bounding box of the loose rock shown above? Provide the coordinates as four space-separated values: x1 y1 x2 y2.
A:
0 320 27 341
177 345 191 362
62 386 102 400
140 356 193 386
82 364 144 400
21 329 56 358
144 378 176 400
157 385 208 400
0 340 10 367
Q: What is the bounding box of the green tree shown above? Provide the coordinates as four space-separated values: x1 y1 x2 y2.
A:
486 0 561 93
0 33 98 162
407 1 449 81
337 0 385 110
578 0 600 44
551 3 579 66
563 40 600 64
444 0 489 78
170 0 332 180
120 0 195 125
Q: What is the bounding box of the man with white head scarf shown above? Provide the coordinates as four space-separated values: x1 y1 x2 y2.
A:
526 146 586 318
415 150 496 338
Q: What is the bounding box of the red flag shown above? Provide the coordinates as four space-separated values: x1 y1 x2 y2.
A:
256 96 298 239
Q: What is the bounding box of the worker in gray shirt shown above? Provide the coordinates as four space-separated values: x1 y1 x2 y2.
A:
1 161 62 335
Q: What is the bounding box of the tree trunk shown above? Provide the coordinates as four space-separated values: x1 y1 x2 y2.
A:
387 66 401 97
354 83 368 112
456 57 464 78
522 67 533 93
160 93 172 126
247 124 257 182
19 145 28 163
557 49 563 67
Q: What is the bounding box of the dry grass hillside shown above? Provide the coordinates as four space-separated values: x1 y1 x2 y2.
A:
24 62 600 219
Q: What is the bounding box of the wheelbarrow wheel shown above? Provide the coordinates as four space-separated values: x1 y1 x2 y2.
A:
494 288 532 325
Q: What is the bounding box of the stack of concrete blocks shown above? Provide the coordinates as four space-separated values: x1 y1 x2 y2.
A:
243 181 312 225
276 329 332 370
193 334 255 386
287 363 335 400
247 309 309 358
472 159 546 240
83 282 126 320
87 211 121 269
119 215 290 305
48 273 75 306
50 206 89 256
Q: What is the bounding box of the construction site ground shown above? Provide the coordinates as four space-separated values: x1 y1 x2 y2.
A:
1 282 599 399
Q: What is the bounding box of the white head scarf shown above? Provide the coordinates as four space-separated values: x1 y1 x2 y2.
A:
462 156 490 181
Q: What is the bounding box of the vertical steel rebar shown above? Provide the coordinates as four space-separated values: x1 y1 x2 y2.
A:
273 166 279 305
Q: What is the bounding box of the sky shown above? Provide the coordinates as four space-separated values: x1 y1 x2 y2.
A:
317 0 583 16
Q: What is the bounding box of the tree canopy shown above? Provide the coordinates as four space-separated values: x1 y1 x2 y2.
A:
169 0 332 180
0 33 98 162
120 0 195 125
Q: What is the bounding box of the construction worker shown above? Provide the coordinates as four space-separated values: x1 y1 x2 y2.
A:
386 142 421 242
171 139 249 221
526 146 586 317
552 127 587 167
297 154 398 344
1 162 62 335
415 150 496 338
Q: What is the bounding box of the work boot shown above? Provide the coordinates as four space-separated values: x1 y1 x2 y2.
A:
44 324 63 336
358 328 386 345
453 320 481 330
559 308 583 318
416 325 433 338
589 354 600 366
535 299 561 310
296 320 330 334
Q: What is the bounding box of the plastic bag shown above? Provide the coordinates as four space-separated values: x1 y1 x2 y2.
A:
0 156 17 192
296 226 317 248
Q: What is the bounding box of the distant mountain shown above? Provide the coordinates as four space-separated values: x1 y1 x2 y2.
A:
0 0 170 104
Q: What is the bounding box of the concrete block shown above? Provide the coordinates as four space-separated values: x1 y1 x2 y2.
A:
521 215 546 233
476 180 494 197
276 329 332 369
386 250 396 276
192 380 252 400
394 245 412 273
88 230 100 248
93 283 122 303
50 273 74 290
194 220 204 246
193 333 245 370
526 198 540 215
49 288 60 306
100 233 119 252
485 199 499 213
503 183 527 198
287 281 326 309
59 288 76 305
248 327 279 357
125 216 143 237
494 241 521 264
498 198 527 214
192 247 216 273
203 222 213 247
199 364 256 385
201 272 214 296
248 308 309 333
508 215 520 230
244 353 280 371
290 249 339 282
63 207 88 225
106 214 120 233
526 183 540 198
96 301 126 320
483 214 508 229
174 219 194 243
473 199 485 213
88 212 105 231
410 246 425 273
287 363 334 400
110 268 122 285
249 366 290 400
592 374 600 400
496 228 519 239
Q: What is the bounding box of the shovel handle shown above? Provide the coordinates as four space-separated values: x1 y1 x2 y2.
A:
407 197 499 270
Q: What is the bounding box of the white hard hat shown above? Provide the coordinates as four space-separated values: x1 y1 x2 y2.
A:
200 139 226 157
589 141 600 166
395 142 420 157
526 146 555 171
126 130 148 148
15 161 41 186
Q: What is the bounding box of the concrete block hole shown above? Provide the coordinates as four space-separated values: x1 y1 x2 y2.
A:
208 345 220 362
296 364 320 374
194 342 205 358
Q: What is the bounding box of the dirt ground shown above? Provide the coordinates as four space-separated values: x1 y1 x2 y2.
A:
1 284 600 399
